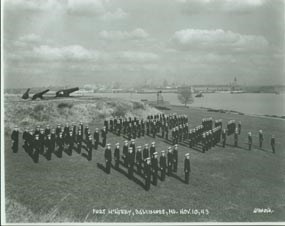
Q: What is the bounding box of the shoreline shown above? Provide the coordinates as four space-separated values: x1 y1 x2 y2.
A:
170 104 285 121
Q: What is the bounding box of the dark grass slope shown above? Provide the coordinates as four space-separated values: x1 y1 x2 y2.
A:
4 105 285 222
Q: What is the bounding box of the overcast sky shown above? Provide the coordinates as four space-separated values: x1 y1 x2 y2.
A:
3 0 285 88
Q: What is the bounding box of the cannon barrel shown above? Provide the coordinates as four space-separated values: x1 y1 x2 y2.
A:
22 88 30 99
32 89 50 100
56 87 79 97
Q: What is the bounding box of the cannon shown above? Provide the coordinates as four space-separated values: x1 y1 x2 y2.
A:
56 87 79 97
32 89 50 100
22 88 30 99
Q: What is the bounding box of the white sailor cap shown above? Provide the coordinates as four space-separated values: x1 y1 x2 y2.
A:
153 152 158 155
151 142 155 145
107 143 111 146
137 146 142 149
174 144 178 148
185 153 190 157
144 144 148 147
161 150 165 153
116 143 120 146
168 146 172 150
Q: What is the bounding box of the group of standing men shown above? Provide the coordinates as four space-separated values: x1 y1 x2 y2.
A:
103 140 191 190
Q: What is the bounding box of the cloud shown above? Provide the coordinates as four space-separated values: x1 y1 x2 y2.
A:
101 8 127 20
32 45 99 61
171 29 268 52
178 0 265 14
4 0 62 12
66 0 105 16
99 28 149 40
117 51 159 63
5 0 127 19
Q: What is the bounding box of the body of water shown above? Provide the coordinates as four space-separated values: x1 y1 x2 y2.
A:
91 92 285 117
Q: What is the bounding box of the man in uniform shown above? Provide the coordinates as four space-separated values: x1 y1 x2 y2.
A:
64 123 70 137
173 144 178 172
234 128 238 147
22 127 29 150
136 146 143 175
94 128 100 150
144 157 152 191
150 142 156 159
11 127 19 153
165 123 169 140
45 134 52 160
130 139 136 153
127 147 135 179
87 135 93 160
238 121 242 135
184 153 191 184
143 144 149 160
68 131 74 155
104 119 109 133
39 129 45 154
114 143 120 169
160 150 167 181
33 134 41 163
45 125 51 135
151 152 159 185
104 143 112 174
167 147 173 176
248 132 252 150
271 135 275 153
123 140 129 166
77 130 82 153
101 127 107 147
222 129 227 148
259 130 264 149
56 132 64 158
56 124 62 136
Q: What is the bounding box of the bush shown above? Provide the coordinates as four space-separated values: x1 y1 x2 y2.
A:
113 105 127 117
133 102 145 110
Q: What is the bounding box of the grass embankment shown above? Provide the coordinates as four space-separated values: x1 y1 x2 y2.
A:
4 96 285 222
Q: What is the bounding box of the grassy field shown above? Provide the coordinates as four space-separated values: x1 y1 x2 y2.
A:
3 96 285 222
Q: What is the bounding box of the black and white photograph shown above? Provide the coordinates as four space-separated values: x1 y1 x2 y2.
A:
1 0 285 224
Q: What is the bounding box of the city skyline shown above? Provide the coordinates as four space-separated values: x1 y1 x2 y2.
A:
3 0 285 88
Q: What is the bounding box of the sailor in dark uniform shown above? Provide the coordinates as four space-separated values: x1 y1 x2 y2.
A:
123 140 129 166
173 144 178 172
167 147 173 176
114 143 120 169
160 150 167 181
271 135 275 153
142 144 149 160
103 143 111 173
56 132 64 158
101 127 107 147
222 129 227 148
33 134 41 163
151 152 159 185
234 128 238 147
45 134 52 160
11 127 19 153
127 147 135 179
144 157 152 191
150 142 156 159
184 153 191 184
259 130 264 149
248 132 252 150
136 146 143 175
94 128 100 150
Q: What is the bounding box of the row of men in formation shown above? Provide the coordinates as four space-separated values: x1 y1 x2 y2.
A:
104 142 191 190
103 114 188 140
